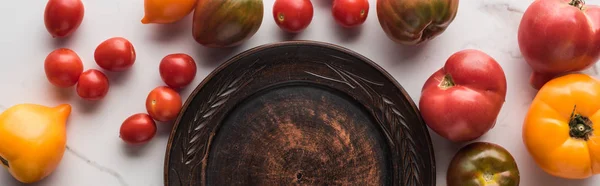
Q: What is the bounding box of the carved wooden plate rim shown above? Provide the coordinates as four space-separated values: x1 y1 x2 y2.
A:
163 40 436 186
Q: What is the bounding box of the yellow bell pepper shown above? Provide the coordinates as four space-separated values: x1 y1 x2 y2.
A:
0 103 71 183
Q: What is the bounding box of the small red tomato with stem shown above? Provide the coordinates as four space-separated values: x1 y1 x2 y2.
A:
120 113 157 145
159 53 197 89
146 86 182 122
44 48 84 88
272 0 314 33
76 69 110 100
44 0 85 38
94 37 136 71
332 0 369 28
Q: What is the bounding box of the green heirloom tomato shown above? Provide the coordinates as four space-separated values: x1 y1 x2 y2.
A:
376 0 459 45
447 142 520 186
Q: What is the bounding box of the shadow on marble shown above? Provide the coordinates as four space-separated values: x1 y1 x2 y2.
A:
193 44 242 68
103 69 134 87
148 14 193 43
74 96 105 114
278 29 302 41
49 84 75 103
313 0 333 8
332 23 363 43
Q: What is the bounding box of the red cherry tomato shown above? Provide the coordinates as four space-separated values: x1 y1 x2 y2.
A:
272 0 314 33
146 86 182 122
76 69 110 100
332 0 369 28
44 48 84 88
159 53 197 89
94 37 136 71
119 113 157 145
44 0 85 38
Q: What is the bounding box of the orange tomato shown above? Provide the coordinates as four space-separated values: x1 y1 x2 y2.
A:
0 104 71 183
141 0 197 24
523 73 600 179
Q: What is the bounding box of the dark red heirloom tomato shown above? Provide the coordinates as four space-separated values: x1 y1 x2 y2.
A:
94 37 136 71
44 48 84 88
76 69 110 100
272 0 314 33
120 113 157 145
44 0 85 38
447 142 520 186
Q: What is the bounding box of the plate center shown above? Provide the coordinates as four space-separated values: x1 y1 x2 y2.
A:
206 84 390 185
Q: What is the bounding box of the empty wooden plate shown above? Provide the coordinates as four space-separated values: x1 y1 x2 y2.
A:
164 41 436 186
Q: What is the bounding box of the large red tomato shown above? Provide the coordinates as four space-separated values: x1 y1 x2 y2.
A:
44 48 84 88
272 0 314 33
120 113 157 145
146 86 182 122
332 0 369 28
159 53 197 89
94 37 136 71
44 0 85 38
76 69 110 101
419 49 507 142
518 0 600 89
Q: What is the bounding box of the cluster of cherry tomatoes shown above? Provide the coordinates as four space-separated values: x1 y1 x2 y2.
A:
43 0 198 145
272 0 369 33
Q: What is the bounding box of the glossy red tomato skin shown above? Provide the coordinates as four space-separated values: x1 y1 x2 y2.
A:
44 0 85 38
76 69 110 101
94 37 136 71
44 48 84 88
332 0 369 28
272 0 314 33
159 54 197 89
119 113 157 145
146 86 182 122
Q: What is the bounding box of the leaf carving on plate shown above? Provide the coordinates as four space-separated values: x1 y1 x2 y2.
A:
305 63 423 186
178 59 264 184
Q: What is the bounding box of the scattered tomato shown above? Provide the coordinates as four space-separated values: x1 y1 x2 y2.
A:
447 142 520 186
141 0 197 24
518 0 600 89
76 69 109 100
120 113 157 145
332 0 369 28
523 73 600 179
159 53 197 89
146 86 182 122
44 0 85 38
94 37 136 71
272 0 314 33
44 48 84 88
419 49 507 142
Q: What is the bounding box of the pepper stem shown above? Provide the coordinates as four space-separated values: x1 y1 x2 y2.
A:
438 74 456 90
0 156 8 168
569 0 585 10
569 105 594 140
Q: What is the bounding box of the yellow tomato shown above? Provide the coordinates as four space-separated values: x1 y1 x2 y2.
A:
141 0 197 24
523 73 600 179
0 103 71 183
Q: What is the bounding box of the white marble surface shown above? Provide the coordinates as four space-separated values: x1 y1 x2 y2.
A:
2 0 600 185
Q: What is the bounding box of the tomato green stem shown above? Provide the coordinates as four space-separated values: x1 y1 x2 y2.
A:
569 0 585 10
569 105 594 140
0 156 8 167
438 74 455 90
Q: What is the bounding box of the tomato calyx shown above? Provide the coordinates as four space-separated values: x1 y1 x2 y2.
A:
438 74 456 90
0 156 8 167
569 105 594 140
569 0 585 10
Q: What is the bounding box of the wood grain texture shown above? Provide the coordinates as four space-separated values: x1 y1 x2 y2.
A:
164 41 435 186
